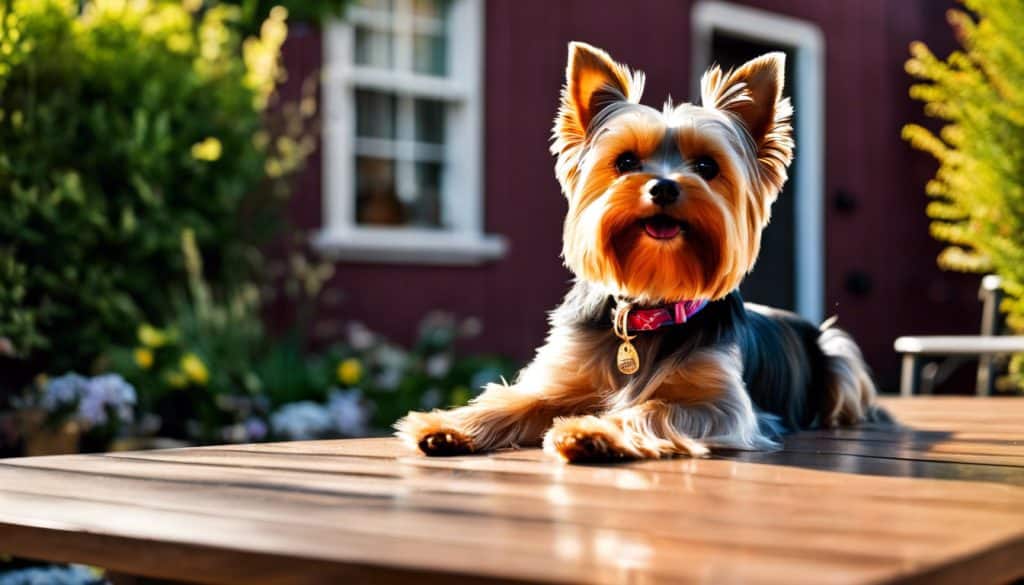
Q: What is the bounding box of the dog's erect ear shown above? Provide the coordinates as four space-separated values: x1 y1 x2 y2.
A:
556 42 644 141
700 52 791 148
700 52 793 194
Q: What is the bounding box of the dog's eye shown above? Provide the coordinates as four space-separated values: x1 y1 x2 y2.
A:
693 156 719 180
615 152 641 174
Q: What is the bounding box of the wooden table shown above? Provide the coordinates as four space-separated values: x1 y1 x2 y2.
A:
1 397 1022 584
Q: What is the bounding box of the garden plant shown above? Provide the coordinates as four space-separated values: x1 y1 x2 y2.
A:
903 0 1024 391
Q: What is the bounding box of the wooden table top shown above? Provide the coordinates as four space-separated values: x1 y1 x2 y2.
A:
1 396 1022 585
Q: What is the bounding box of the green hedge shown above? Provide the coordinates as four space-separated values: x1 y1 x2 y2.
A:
0 0 288 377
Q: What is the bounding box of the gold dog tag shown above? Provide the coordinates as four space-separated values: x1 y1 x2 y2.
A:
616 340 640 374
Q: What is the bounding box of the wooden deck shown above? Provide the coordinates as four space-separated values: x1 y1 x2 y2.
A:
0 396 1022 584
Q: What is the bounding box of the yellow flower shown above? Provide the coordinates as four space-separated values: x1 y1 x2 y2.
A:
166 32 193 53
138 324 169 348
165 371 188 389
181 353 210 385
191 137 222 161
134 348 154 370
336 358 363 386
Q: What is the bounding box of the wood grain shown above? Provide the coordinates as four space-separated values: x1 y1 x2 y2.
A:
0 397 1021 584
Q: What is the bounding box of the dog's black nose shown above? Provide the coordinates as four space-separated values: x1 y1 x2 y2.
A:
649 179 680 206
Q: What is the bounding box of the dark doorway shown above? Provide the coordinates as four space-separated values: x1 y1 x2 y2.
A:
708 32 798 311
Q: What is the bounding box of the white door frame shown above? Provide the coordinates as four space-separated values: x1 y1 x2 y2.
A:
691 1 826 323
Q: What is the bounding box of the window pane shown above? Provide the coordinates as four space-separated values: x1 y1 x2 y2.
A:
354 26 394 69
412 0 446 18
412 34 447 76
355 90 398 139
414 98 446 144
411 0 449 76
356 157 443 228
356 157 400 225
358 0 393 10
409 161 443 227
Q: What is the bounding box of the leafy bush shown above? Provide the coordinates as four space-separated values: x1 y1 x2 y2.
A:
218 0 351 33
0 0 289 379
105 229 271 442
903 0 1024 390
107 231 516 444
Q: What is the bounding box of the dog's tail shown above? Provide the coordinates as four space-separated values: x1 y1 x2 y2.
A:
817 318 889 427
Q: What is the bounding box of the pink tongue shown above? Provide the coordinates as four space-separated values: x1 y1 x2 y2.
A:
644 221 681 239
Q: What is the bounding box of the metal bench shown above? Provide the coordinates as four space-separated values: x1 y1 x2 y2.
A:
894 275 1024 396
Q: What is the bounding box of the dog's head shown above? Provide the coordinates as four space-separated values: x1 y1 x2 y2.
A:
552 42 794 303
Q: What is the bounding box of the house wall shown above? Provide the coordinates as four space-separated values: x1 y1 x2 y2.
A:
282 0 980 392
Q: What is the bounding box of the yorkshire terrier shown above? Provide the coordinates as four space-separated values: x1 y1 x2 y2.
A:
396 42 880 463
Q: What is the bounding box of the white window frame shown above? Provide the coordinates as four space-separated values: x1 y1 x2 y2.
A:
315 0 506 265
692 1 825 323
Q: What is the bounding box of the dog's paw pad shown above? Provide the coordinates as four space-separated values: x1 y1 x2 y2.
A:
552 432 632 463
418 431 474 456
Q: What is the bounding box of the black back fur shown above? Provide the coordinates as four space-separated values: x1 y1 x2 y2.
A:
558 280 834 433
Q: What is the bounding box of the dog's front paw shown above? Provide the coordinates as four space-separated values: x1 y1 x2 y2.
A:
394 411 475 456
418 430 474 456
543 416 639 463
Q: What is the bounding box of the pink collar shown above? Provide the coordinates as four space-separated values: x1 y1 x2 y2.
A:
625 299 709 332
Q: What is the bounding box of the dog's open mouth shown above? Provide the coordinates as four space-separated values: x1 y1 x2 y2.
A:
641 214 686 240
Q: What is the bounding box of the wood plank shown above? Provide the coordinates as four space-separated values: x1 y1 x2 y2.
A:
8 454 1020 535
0 397 1022 584
3 449 1022 579
0 466 924 566
0 491 546 585
10 448 1023 510
0 473 907 585
778 436 1024 467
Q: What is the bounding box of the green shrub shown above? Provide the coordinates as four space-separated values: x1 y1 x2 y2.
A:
903 0 1024 391
218 0 351 33
0 0 289 377
104 230 516 444
106 229 271 442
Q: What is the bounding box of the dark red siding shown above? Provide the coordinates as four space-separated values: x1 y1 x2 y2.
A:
282 0 978 391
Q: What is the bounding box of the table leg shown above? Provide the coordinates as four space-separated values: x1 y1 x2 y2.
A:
900 354 918 397
975 354 994 397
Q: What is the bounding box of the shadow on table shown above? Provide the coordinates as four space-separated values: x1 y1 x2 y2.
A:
720 424 1024 486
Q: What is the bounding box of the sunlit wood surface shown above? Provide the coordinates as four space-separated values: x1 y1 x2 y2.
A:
1 396 1022 584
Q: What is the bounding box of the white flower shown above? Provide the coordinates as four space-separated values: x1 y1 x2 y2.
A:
346 321 376 350
459 316 483 338
223 418 268 443
221 423 248 443
374 368 402 391
374 344 408 370
425 353 451 378
327 389 371 437
271 401 332 440
418 311 456 346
